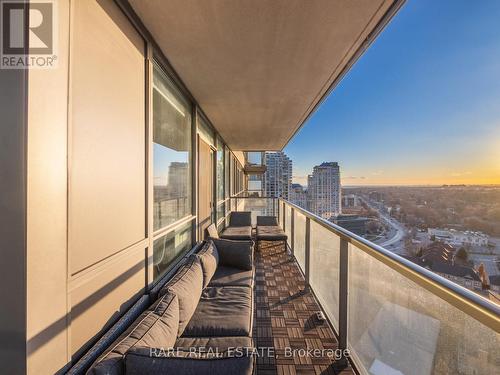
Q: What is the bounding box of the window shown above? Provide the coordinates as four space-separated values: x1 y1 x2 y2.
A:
246 152 262 165
198 115 214 147
216 138 224 203
153 221 192 280
216 138 225 222
225 148 230 198
153 64 192 231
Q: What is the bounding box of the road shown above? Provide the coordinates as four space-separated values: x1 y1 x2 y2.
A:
358 196 408 254
380 216 406 247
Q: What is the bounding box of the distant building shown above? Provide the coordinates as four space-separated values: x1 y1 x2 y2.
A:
263 152 292 199
405 247 482 292
307 174 313 211
489 275 500 294
428 228 489 247
342 193 359 207
290 183 307 209
308 162 341 218
420 242 456 264
334 214 368 236
422 261 482 291
405 242 483 292
167 162 189 197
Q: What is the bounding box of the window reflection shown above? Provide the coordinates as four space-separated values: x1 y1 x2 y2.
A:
153 221 192 280
153 65 192 231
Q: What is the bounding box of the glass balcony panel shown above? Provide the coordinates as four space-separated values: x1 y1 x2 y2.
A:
284 205 291 242
293 210 306 271
234 197 275 226
310 221 340 329
348 243 499 375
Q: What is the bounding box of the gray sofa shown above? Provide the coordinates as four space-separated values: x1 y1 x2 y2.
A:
219 211 253 241
86 238 255 375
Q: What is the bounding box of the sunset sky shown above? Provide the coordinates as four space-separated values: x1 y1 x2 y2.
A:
284 0 500 186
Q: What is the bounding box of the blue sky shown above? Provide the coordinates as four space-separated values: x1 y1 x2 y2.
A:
284 0 500 186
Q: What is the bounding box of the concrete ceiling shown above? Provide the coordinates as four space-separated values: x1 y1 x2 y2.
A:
129 0 402 151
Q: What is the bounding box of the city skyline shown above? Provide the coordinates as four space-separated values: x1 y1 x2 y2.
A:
284 0 500 187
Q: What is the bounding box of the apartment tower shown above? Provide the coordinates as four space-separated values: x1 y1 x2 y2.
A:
264 152 292 199
308 162 342 219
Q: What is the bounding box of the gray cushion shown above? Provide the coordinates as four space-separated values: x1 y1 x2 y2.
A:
213 238 253 271
205 223 219 239
159 255 203 336
228 211 252 227
197 241 219 288
125 336 254 375
87 293 179 375
219 226 252 241
72 295 151 375
182 286 253 337
174 335 253 351
208 266 254 288
256 216 279 226
256 225 287 241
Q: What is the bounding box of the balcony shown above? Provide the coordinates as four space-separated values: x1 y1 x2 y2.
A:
229 194 500 375
4 1 499 374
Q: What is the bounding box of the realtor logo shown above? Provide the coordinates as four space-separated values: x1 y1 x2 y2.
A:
1 0 57 69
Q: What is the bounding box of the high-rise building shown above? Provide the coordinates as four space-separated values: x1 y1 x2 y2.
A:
264 152 292 198
342 193 359 208
290 183 307 209
308 162 341 219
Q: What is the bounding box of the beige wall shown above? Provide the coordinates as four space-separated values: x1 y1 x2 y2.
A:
68 244 145 357
67 0 146 359
26 0 70 373
233 151 246 168
69 0 146 275
25 1 147 373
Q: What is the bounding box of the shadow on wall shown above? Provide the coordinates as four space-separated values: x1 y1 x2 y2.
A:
28 260 145 374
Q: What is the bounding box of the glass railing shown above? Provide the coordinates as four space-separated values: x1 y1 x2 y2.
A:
229 195 278 226
228 194 500 375
233 189 266 197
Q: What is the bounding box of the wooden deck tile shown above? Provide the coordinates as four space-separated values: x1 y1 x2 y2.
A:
254 241 353 375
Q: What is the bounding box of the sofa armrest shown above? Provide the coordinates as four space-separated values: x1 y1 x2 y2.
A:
125 346 254 375
212 239 253 271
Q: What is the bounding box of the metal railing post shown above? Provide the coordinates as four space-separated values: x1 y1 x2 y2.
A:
282 201 286 231
290 207 295 255
338 237 349 364
305 217 311 290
